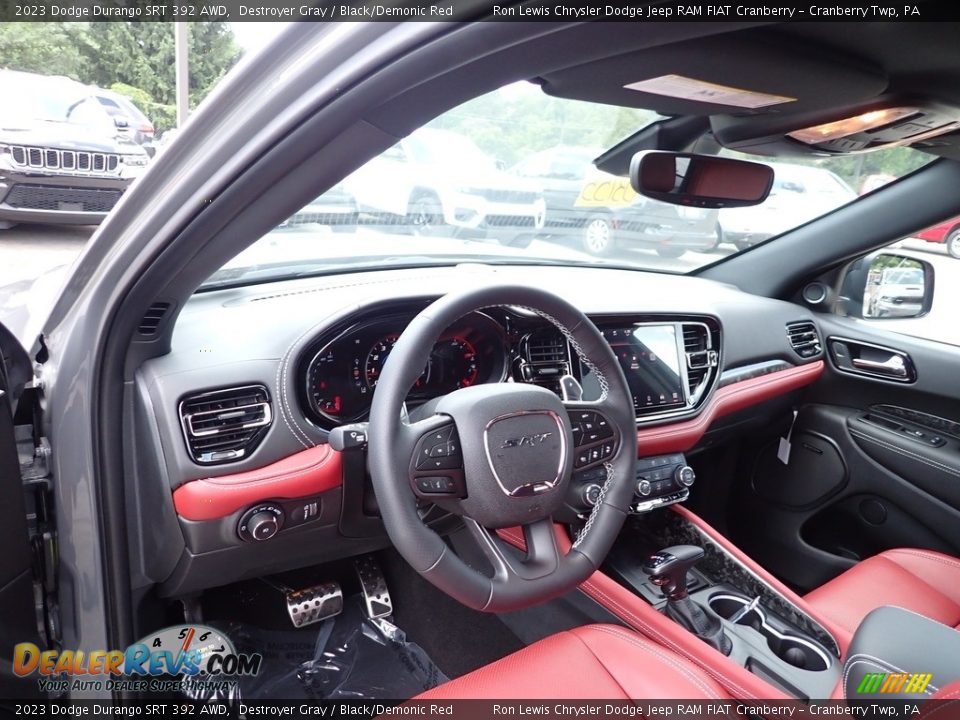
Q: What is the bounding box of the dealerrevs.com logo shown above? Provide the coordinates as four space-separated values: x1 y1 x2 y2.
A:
12 625 261 693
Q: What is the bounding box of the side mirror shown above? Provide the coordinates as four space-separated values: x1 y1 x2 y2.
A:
629 151 774 209
840 253 934 320
113 115 131 130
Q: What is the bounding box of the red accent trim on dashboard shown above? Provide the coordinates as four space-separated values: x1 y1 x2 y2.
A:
637 360 824 455
172 445 343 521
171 362 820 523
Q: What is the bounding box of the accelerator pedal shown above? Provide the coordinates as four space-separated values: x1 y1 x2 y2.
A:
354 556 393 620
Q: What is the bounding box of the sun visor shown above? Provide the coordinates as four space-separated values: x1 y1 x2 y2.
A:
713 97 960 157
539 35 887 119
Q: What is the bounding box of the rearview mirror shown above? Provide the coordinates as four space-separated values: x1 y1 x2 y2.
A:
629 151 774 209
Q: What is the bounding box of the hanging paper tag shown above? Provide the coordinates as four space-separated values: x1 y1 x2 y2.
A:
777 410 799 465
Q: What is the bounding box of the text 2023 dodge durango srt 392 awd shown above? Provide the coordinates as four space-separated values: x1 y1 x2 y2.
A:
2 19 960 708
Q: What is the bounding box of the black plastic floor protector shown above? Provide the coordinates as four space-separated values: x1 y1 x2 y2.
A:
189 597 448 701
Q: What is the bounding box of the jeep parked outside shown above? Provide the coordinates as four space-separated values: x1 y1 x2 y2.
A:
0 70 149 230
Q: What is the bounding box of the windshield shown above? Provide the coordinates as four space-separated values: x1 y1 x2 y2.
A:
203 82 932 290
0 73 114 133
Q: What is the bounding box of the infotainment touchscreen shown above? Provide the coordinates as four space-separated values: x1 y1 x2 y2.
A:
586 325 686 413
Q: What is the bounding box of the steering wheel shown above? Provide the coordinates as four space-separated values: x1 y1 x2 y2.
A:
367 286 638 612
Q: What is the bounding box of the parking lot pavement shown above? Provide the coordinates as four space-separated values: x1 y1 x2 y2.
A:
0 224 94 287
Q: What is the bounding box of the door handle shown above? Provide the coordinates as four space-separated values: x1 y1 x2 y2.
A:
827 336 916 383
851 355 908 378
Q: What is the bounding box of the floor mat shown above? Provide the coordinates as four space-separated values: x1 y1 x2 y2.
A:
378 548 525 678
197 596 447 701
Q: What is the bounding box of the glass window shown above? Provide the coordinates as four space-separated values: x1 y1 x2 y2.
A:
202 82 932 291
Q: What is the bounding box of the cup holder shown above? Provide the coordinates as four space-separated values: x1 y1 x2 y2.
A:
708 593 830 672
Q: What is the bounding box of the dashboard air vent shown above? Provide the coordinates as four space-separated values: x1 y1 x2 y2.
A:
138 302 172 337
525 330 569 364
179 385 272 465
521 329 570 396
786 321 822 359
682 323 713 397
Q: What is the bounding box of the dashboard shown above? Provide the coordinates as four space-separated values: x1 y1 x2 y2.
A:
295 308 720 432
133 263 824 596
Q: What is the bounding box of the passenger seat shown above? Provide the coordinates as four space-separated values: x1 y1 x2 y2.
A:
804 548 960 635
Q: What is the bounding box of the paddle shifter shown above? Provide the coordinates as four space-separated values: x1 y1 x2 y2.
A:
643 545 732 655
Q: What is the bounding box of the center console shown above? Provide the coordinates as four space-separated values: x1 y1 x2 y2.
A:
601 489 843 701
565 452 696 519
841 606 960 700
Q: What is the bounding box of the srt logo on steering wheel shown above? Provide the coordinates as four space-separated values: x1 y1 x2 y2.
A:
500 432 553 449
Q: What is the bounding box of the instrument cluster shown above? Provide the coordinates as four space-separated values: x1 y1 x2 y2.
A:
301 311 508 426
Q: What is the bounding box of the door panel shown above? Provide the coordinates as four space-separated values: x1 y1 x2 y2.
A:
731 315 960 593
0 333 42 697
0 387 41 697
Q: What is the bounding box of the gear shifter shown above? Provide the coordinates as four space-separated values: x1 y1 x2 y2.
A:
642 545 732 655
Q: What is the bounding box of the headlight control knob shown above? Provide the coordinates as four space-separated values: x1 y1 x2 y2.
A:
238 503 284 542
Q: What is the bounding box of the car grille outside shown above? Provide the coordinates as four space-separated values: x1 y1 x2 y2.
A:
6 184 123 213
9 145 120 174
473 189 539 204
485 214 536 228
286 210 358 227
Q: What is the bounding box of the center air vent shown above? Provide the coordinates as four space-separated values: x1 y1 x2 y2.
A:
525 329 569 364
786 321 823 359
179 385 272 465
520 328 570 396
682 323 717 400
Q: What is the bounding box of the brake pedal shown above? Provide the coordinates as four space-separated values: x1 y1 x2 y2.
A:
263 578 344 628
355 556 393 619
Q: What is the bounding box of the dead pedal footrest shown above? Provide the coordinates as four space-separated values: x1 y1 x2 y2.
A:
355 556 393 619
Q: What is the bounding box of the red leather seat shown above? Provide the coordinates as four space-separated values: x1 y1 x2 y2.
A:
805 548 960 636
417 624 732 700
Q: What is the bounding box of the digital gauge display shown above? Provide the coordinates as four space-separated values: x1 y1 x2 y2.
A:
303 312 504 425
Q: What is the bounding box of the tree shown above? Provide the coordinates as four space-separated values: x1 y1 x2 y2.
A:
0 23 87 80
80 22 240 110
429 83 657 167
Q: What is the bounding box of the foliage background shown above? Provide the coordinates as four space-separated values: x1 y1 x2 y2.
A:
0 21 240 133
0 21 933 189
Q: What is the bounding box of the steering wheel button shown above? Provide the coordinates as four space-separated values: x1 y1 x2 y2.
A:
430 455 461 470
446 440 460 456
428 444 448 457
416 476 455 494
